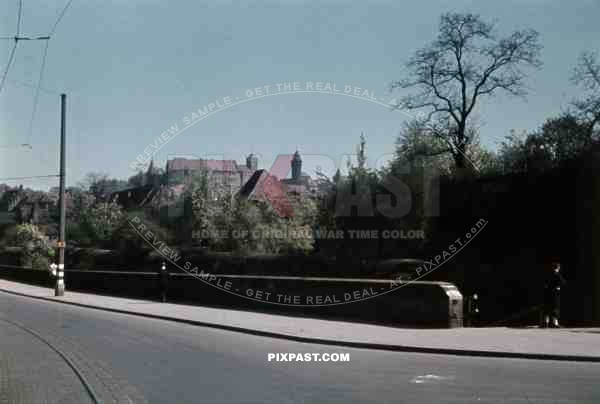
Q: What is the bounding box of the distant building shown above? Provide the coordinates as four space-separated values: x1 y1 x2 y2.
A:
0 187 55 225
112 160 166 210
112 184 159 210
246 153 258 171
165 155 257 191
112 155 262 222
112 151 325 220
279 150 318 196
238 150 326 216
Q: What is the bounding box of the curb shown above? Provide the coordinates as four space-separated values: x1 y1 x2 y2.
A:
2 287 600 363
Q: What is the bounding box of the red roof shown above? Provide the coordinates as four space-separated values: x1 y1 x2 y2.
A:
242 171 295 218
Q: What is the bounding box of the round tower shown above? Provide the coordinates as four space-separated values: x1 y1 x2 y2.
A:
291 149 302 182
246 153 258 171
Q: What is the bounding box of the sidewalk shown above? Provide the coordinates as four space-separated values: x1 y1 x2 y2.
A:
2 278 600 362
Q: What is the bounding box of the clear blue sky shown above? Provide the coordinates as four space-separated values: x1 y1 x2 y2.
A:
1 0 599 190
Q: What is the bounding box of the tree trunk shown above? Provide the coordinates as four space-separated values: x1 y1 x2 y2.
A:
454 145 478 180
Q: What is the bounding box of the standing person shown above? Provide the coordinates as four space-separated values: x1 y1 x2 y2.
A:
468 293 480 327
544 263 566 328
159 261 170 303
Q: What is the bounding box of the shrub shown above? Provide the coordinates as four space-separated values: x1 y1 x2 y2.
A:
7 224 55 269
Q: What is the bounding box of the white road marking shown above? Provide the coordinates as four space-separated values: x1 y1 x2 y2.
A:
411 374 454 384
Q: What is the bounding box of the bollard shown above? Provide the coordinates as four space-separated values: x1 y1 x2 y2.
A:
467 293 479 327
55 263 65 296
159 261 169 303
49 262 57 277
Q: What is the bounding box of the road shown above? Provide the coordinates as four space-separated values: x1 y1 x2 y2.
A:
1 291 599 404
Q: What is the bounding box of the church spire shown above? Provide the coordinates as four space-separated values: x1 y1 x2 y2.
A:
145 158 154 186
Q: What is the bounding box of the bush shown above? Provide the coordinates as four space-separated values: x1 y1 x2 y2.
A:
31 255 50 271
4 224 54 269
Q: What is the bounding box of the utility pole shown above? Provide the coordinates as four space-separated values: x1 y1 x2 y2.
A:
55 93 66 296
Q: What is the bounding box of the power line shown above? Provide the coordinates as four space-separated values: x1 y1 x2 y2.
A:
0 174 59 181
1 1 75 152
0 41 18 95
49 0 74 36
24 0 75 145
7 77 59 95
0 36 50 40
0 35 50 41
0 143 32 149
27 39 50 144
16 0 22 36
0 1 24 95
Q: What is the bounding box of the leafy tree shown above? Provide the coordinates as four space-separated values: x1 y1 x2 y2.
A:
189 168 317 255
3 223 54 269
79 173 127 200
537 114 596 162
313 134 429 260
392 12 542 173
394 121 454 177
496 114 595 175
495 130 530 174
110 211 171 258
571 50 600 137
86 199 126 243
61 191 125 247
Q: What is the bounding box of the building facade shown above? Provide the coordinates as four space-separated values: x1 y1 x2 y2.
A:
166 155 257 192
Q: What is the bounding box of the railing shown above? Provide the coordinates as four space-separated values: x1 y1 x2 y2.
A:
0 264 463 328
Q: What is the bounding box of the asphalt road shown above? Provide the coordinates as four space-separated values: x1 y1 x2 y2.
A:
1 291 599 404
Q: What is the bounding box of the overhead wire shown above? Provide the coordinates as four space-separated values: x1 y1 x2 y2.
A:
26 39 50 145
0 2 24 150
0 42 18 95
0 0 22 95
26 0 75 146
16 0 22 36
1 1 74 174
0 174 59 181
49 0 74 36
0 1 25 150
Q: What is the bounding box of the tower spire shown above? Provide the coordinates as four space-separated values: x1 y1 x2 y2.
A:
291 147 302 181
145 157 155 186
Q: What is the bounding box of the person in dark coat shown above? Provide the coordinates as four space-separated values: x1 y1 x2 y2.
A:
543 263 566 328
159 261 170 303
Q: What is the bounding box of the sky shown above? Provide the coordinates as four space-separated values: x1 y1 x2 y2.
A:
0 0 599 190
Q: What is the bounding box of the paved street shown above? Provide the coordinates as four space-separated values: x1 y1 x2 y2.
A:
1 315 96 403
2 291 600 404
2 279 600 361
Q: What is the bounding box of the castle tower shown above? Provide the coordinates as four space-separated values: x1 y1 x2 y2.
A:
246 153 258 171
291 149 302 182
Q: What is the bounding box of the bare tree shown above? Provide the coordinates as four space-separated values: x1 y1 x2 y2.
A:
571 51 600 137
392 12 542 172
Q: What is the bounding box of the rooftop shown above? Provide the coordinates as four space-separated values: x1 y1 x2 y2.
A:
167 158 252 173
